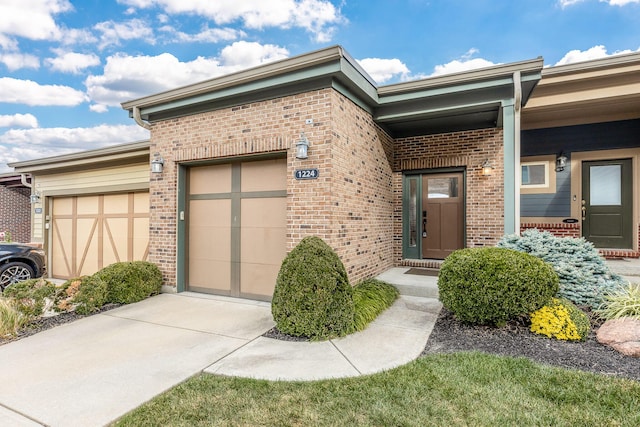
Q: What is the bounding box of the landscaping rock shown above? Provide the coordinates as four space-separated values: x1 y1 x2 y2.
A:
596 317 640 357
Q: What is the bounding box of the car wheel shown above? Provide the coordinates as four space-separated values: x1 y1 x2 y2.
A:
0 262 35 291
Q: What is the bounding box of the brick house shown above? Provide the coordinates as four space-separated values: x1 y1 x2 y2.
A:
0 173 31 243
120 46 543 300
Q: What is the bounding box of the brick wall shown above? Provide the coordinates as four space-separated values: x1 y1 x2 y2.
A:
393 128 505 263
520 222 581 238
329 90 395 283
0 185 31 243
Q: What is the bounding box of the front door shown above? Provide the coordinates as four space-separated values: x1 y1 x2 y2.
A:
582 159 633 249
421 173 464 259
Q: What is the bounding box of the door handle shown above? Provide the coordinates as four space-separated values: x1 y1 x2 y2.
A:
581 206 586 221
422 219 427 237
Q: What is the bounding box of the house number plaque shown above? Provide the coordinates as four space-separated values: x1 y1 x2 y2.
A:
294 168 319 180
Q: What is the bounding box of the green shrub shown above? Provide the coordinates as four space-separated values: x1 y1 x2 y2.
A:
498 229 625 309
2 278 56 318
438 247 559 326
530 297 590 341
597 282 640 320
0 297 27 337
272 236 355 340
353 279 399 331
69 276 109 315
93 261 162 304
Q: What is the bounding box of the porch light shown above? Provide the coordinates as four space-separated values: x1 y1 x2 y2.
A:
555 153 568 172
29 192 40 204
151 156 164 173
481 159 494 176
296 133 310 160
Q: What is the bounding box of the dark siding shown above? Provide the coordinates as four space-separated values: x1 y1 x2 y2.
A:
520 119 640 218
522 119 640 157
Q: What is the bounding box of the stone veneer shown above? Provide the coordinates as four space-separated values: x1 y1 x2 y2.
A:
149 87 507 288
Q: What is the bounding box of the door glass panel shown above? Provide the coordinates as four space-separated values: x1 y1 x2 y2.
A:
428 177 458 198
591 165 621 206
408 179 417 247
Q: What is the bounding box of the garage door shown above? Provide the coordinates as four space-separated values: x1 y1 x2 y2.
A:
50 192 149 279
187 158 287 300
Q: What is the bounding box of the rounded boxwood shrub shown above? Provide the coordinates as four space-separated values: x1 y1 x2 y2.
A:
93 261 162 304
271 236 355 340
438 247 559 325
62 276 109 315
530 297 590 341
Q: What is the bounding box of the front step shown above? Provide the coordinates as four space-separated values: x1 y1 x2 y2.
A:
376 267 440 298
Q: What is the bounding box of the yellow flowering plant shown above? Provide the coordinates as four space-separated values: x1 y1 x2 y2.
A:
530 297 590 341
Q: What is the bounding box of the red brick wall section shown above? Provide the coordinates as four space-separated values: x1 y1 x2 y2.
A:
520 223 581 238
0 186 31 243
329 90 395 283
150 89 334 288
393 128 505 263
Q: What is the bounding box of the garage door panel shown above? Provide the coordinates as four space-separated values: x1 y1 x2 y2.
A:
134 192 149 214
240 263 279 298
189 260 231 292
51 192 149 279
241 159 287 192
190 164 232 194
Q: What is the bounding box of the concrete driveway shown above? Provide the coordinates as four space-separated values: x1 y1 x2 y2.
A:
0 293 274 427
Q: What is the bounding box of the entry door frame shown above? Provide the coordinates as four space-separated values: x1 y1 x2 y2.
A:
570 148 639 252
402 167 466 260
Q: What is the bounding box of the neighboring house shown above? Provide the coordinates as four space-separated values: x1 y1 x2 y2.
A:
10 46 639 301
0 173 31 243
520 52 640 258
120 45 543 300
9 141 151 279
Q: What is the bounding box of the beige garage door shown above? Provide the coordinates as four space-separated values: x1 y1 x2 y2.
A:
51 192 149 279
187 158 287 300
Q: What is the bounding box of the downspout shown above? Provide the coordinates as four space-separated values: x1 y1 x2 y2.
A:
133 106 151 130
20 173 32 189
513 71 522 234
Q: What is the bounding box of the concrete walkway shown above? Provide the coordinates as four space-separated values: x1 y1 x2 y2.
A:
0 286 441 427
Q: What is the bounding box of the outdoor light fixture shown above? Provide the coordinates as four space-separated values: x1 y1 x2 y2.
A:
296 133 310 160
30 192 40 204
481 159 494 176
151 156 164 173
555 153 568 172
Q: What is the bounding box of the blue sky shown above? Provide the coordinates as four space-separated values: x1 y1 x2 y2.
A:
1 0 639 172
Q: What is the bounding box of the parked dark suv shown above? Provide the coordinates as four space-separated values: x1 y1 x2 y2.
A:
0 243 46 291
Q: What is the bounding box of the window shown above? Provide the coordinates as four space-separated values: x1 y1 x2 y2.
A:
521 161 549 189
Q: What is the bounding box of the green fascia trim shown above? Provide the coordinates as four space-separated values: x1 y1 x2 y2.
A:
140 62 343 117
337 57 379 104
375 100 502 123
331 80 374 114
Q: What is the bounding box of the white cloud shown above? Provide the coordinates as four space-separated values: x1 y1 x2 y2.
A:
0 34 18 50
0 53 40 71
429 50 497 77
0 124 150 172
558 0 585 6
59 28 98 46
94 18 155 49
85 41 289 110
554 45 639 65
45 50 101 74
159 25 246 43
606 0 640 5
357 58 410 84
117 0 344 42
0 113 38 128
0 0 72 41
0 77 87 106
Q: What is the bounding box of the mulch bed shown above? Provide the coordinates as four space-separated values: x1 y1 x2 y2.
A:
422 307 640 382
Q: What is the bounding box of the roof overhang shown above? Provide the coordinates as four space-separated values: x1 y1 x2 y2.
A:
0 173 29 188
122 46 543 138
523 51 640 130
9 140 150 175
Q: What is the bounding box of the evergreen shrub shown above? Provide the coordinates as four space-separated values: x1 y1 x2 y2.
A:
93 261 162 304
353 279 399 331
272 236 355 340
530 297 590 341
438 247 558 325
497 229 626 309
2 278 56 318
68 276 109 315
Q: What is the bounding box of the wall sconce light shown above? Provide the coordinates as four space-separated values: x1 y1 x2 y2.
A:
151 156 164 173
481 159 494 176
555 153 568 172
296 133 310 160
29 192 40 204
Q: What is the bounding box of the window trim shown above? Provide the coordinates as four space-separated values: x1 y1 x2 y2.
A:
520 155 557 195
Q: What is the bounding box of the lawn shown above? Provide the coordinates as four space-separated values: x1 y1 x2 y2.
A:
115 352 640 426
